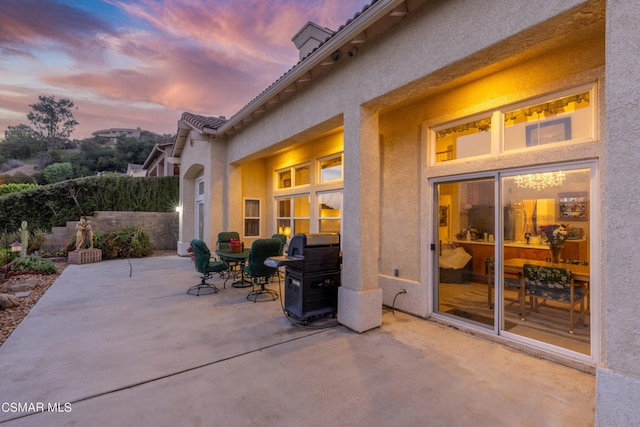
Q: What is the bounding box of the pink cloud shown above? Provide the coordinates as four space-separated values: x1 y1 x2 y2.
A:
1 0 370 139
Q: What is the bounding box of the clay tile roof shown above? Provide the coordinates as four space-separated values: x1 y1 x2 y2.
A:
181 112 227 132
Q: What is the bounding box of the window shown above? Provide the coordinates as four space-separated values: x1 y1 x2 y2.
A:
195 178 205 240
277 164 310 189
244 198 261 237
318 191 342 234
276 195 310 238
504 90 592 151
434 116 492 163
430 85 595 164
319 154 343 182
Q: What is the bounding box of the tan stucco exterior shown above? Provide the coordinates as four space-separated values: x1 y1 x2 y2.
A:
173 0 640 423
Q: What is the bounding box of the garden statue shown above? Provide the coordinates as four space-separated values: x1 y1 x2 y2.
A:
75 218 94 250
19 220 28 257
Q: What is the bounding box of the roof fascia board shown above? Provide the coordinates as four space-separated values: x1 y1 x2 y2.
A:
218 0 403 134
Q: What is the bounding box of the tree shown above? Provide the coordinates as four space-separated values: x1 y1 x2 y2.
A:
42 162 74 184
26 95 79 153
0 124 46 160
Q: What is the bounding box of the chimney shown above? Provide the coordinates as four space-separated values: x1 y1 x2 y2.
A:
291 21 335 61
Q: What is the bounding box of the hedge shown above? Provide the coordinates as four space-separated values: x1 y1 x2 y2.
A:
0 176 178 231
0 183 39 196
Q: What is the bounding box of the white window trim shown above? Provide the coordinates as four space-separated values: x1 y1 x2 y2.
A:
317 190 343 236
276 194 310 237
275 163 311 190
243 197 261 238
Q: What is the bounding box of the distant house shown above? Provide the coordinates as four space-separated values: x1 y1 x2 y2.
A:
169 0 640 423
142 140 179 177
126 163 145 177
92 127 142 146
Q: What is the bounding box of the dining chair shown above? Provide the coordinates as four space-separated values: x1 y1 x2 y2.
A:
187 239 229 296
243 238 282 302
485 257 524 316
522 263 586 334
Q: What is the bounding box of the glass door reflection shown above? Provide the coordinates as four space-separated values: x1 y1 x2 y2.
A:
501 168 591 355
435 178 495 328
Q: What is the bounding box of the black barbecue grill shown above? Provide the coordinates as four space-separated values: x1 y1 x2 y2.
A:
265 233 341 323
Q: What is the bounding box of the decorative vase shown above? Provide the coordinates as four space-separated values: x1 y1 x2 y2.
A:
550 246 562 264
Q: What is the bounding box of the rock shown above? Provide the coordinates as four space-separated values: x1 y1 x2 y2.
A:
7 277 38 292
15 291 31 298
0 293 21 309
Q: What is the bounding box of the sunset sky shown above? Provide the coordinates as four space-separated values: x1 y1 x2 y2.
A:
0 0 370 139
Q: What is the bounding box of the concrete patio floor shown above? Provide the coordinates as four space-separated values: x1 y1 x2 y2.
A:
0 256 595 426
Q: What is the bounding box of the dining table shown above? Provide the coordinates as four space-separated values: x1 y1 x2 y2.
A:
215 248 252 288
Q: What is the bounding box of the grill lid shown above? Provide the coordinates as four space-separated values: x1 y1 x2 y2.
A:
288 233 340 256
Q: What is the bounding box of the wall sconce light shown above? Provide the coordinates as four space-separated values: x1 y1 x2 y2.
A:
175 205 182 213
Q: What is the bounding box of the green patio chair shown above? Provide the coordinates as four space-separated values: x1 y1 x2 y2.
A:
187 239 229 296
271 233 287 255
244 238 281 302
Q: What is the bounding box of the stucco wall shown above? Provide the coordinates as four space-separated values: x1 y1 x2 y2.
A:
596 0 640 424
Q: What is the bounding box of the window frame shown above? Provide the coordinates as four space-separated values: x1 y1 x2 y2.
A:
318 153 344 183
243 198 261 238
276 194 311 238
276 163 311 190
428 83 597 166
317 190 343 235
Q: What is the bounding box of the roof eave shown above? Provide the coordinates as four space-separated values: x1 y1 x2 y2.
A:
218 0 405 135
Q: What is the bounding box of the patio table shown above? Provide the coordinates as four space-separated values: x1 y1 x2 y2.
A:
216 248 252 288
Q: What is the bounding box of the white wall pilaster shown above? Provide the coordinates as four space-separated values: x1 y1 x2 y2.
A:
338 107 383 332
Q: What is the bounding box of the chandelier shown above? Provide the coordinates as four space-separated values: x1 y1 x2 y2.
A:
514 171 566 191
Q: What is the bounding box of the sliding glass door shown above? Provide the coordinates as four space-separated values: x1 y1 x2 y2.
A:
500 167 592 355
435 177 496 329
433 164 594 356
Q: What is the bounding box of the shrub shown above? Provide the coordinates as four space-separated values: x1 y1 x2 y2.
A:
67 226 152 260
10 254 57 274
0 248 19 266
42 162 74 184
0 183 39 196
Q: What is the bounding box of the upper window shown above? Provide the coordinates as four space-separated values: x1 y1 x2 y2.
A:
503 90 592 151
430 84 595 164
277 164 310 189
434 117 491 163
319 154 343 182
